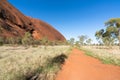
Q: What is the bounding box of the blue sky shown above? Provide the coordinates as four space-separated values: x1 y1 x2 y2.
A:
8 0 120 43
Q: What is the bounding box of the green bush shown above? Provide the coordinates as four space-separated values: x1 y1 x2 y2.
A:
22 32 33 45
8 37 16 44
51 54 67 65
41 37 48 45
0 37 4 46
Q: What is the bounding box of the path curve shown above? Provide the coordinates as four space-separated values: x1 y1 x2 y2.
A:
55 48 120 80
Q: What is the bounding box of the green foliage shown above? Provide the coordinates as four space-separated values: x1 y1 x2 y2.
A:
41 36 49 45
15 37 22 44
105 18 120 48
68 38 75 46
0 32 66 46
51 54 67 65
78 35 87 46
0 37 4 46
86 38 92 45
22 32 33 45
27 54 68 80
0 35 65 46
105 18 120 28
75 41 80 47
67 36 92 47
32 39 41 45
8 37 16 44
95 29 104 44
95 18 120 47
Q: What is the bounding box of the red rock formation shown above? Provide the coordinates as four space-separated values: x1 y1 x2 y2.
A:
0 0 66 41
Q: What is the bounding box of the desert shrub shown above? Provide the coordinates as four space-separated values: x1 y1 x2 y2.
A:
0 37 4 46
32 39 41 45
0 46 70 80
3 37 13 44
29 54 68 80
0 37 22 45
15 37 22 44
51 54 67 65
41 37 49 45
8 37 16 44
22 32 33 45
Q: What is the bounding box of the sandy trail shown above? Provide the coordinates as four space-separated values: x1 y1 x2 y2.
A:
55 48 120 80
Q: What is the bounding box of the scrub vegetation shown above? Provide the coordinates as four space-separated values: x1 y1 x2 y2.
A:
0 46 70 80
80 46 120 66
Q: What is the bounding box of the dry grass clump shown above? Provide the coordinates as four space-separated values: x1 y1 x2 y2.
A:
0 45 70 80
81 46 120 66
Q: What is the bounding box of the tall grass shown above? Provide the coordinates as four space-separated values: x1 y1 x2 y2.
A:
80 46 120 66
0 45 70 80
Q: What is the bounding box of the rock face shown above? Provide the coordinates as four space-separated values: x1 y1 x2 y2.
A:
0 0 66 41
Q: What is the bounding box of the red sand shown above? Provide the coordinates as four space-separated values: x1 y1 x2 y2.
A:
55 48 120 80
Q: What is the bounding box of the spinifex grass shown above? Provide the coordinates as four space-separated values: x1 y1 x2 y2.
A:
80 46 120 66
0 45 70 80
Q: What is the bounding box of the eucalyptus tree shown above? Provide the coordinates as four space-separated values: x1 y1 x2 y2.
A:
78 35 87 46
95 18 120 48
75 41 80 47
68 38 75 46
105 18 120 48
95 29 104 45
95 27 117 47
86 38 92 46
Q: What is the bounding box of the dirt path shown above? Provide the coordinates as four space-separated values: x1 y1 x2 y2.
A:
55 48 120 80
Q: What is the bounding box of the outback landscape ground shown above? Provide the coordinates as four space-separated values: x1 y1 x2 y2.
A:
56 48 120 80
0 45 70 80
0 45 120 80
